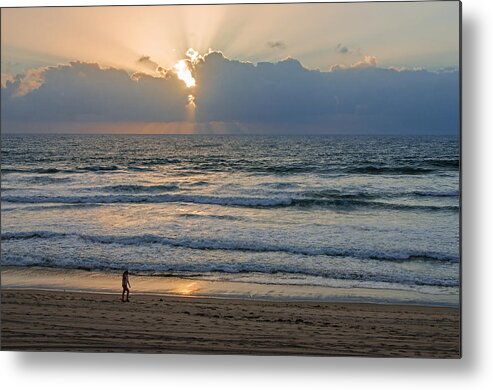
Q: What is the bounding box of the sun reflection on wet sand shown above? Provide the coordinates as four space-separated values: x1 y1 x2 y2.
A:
171 281 200 296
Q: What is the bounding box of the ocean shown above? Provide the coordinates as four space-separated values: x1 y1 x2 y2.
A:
1 134 460 305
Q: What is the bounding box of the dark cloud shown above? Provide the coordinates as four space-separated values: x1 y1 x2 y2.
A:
336 43 350 54
190 52 458 135
2 62 188 123
1 53 459 135
136 55 169 77
137 55 159 69
267 41 287 50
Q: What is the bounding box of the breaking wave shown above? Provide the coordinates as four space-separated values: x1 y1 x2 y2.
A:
1 194 459 212
1 230 459 263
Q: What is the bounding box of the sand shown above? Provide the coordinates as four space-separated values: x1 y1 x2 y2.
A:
1 288 460 357
1 266 459 306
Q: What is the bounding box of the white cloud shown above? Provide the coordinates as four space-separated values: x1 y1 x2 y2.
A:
330 55 377 71
1 72 15 88
351 55 377 69
13 67 48 97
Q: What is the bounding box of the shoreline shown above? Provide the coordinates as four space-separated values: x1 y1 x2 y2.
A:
1 266 459 307
1 288 460 357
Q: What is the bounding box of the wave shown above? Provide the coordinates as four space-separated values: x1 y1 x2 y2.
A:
302 189 379 200
1 230 460 263
2 159 459 176
96 185 459 201
411 190 459 197
1 165 120 174
1 193 459 212
132 162 449 175
187 181 210 187
177 213 243 221
422 158 460 168
77 165 120 172
347 166 437 175
167 160 458 175
1 167 77 174
0 194 291 207
140 158 181 165
127 166 155 172
294 198 458 211
304 189 458 199
263 182 300 189
99 184 179 193
1 252 459 288
192 143 223 148
23 176 73 184
256 165 320 174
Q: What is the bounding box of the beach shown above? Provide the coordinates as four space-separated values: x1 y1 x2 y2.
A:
1 270 460 357
1 289 460 357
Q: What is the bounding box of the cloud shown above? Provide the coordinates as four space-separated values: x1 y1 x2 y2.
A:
191 51 457 134
2 61 189 122
351 55 377 69
267 41 287 50
137 55 158 69
1 72 15 88
329 63 346 72
330 55 377 71
336 43 349 54
437 66 459 73
1 52 459 135
136 55 169 77
13 67 48 97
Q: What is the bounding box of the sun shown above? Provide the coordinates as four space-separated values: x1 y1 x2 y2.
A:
173 48 202 88
174 59 196 88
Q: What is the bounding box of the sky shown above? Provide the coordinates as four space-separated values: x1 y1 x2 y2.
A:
1 2 460 134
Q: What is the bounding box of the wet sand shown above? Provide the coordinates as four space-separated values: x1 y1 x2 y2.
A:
1 289 460 357
1 266 459 306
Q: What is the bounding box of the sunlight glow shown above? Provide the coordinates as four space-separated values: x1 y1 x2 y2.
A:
186 93 196 123
174 59 195 88
173 48 203 88
186 48 200 63
172 281 199 296
1 4 460 78
187 94 196 108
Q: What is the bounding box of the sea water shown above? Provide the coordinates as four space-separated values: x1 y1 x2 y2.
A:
1 134 460 304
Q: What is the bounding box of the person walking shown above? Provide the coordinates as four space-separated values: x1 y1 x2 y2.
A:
121 270 131 302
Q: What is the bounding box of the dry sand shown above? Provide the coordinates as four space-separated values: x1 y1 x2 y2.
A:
1 289 460 357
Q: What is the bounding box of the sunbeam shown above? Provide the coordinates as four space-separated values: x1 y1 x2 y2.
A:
2 2 459 76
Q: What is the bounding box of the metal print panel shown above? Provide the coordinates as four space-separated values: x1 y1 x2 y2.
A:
0 1 461 357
